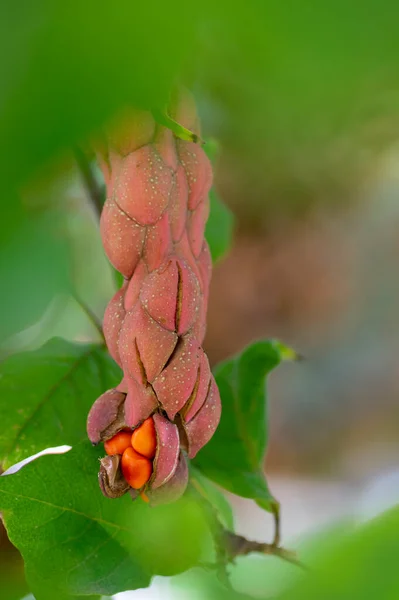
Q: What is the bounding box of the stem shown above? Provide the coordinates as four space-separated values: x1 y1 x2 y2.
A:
272 502 280 546
72 293 105 344
74 145 104 219
152 108 202 144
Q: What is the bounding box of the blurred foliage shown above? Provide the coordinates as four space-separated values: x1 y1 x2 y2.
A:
0 338 121 470
0 1 196 193
1 0 399 336
194 340 293 513
0 202 71 343
0 0 196 342
278 506 399 600
196 1 399 224
3 0 399 196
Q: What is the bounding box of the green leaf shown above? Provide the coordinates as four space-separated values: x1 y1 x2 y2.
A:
206 189 234 263
0 443 210 600
204 137 234 263
193 340 287 512
190 466 234 531
0 338 121 470
278 506 399 600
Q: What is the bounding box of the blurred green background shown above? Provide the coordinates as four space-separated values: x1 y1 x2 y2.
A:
1 1 399 598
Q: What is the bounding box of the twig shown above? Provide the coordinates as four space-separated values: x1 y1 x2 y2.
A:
74 145 104 220
222 531 307 570
72 293 105 344
189 476 307 592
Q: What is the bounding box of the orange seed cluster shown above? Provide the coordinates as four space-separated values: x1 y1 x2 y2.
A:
104 417 157 490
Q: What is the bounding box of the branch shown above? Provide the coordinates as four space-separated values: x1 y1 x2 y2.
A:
189 476 306 592
222 531 306 570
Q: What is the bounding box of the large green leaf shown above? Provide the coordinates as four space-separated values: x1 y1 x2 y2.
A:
0 444 210 600
193 341 288 512
0 338 121 470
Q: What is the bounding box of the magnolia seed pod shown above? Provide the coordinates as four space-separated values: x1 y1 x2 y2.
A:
88 91 221 504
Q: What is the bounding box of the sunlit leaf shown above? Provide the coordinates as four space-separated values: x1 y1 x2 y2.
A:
0 444 210 600
0 338 121 469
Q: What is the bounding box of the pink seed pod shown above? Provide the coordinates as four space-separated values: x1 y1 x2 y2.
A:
177 141 213 211
113 146 174 226
87 89 221 503
123 375 158 428
182 350 211 423
152 335 201 421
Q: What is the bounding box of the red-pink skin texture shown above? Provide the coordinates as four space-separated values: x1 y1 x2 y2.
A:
151 413 180 489
87 389 126 445
87 91 221 504
146 452 188 506
103 285 126 367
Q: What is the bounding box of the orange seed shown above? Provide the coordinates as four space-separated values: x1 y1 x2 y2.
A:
121 447 152 489
104 431 132 456
131 417 157 459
